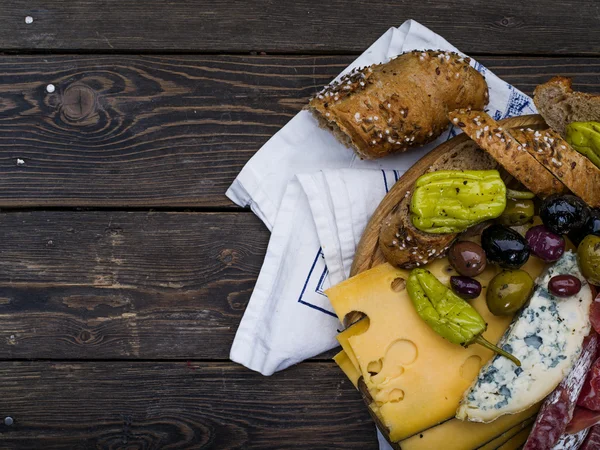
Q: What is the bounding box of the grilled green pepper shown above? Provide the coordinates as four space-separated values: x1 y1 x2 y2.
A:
565 122 600 169
410 170 507 234
406 268 521 366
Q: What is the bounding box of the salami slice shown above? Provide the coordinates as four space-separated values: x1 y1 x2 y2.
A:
580 424 600 450
590 295 600 335
566 407 600 434
579 355 600 411
553 428 590 450
524 332 599 450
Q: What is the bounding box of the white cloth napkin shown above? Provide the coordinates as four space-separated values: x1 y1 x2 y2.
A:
227 19 536 449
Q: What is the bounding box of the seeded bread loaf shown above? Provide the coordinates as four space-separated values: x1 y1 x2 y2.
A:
308 50 489 160
534 76 600 136
510 127 600 207
379 139 497 269
448 109 569 198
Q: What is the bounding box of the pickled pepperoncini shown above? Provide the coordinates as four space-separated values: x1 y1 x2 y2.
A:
410 170 507 234
406 268 521 366
565 121 600 169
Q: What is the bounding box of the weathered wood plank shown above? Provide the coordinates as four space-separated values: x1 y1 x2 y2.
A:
0 361 376 449
0 211 270 359
1 0 599 54
0 54 345 208
1 55 600 208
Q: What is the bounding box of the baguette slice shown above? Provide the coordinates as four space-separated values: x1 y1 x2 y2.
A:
309 50 488 159
534 76 600 136
379 139 497 268
510 127 600 207
448 109 568 198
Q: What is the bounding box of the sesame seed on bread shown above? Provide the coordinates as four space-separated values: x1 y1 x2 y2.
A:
308 50 489 160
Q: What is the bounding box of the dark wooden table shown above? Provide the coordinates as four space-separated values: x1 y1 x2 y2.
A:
0 2 598 448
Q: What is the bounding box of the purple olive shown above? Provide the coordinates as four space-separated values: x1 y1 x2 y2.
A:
450 276 482 300
548 274 582 297
448 241 487 277
525 225 565 262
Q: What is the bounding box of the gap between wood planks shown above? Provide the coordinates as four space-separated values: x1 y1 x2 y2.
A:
0 206 250 213
0 357 337 362
2 49 600 58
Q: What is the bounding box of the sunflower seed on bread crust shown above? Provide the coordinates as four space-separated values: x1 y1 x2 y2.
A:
510 127 600 207
448 109 568 198
309 50 488 160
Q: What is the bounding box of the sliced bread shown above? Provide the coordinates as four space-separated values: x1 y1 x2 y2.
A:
534 76 600 136
448 109 568 198
379 138 497 269
510 127 600 207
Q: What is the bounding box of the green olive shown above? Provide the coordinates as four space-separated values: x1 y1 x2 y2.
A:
577 235 600 285
486 270 534 316
498 198 535 226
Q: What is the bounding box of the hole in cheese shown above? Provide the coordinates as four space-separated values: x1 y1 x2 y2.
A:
367 359 383 375
386 339 418 365
388 389 405 403
391 277 406 292
371 339 417 386
343 310 367 328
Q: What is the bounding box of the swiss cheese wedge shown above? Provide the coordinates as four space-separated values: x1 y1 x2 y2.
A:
400 407 538 450
334 348 540 450
327 256 545 442
333 351 360 388
336 317 369 372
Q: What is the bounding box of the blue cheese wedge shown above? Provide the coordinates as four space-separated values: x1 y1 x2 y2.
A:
456 251 592 423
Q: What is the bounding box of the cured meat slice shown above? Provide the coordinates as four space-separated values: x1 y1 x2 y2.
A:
553 428 590 450
578 356 600 411
566 407 600 434
590 296 600 335
524 332 598 450
580 424 600 450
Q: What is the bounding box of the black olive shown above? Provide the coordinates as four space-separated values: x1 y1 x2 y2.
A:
481 224 530 269
568 208 600 246
540 194 590 235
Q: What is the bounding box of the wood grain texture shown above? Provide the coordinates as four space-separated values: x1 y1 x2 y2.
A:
0 361 377 449
0 54 347 208
1 1 599 54
1 55 600 207
0 211 270 359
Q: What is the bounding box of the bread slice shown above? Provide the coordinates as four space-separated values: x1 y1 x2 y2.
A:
448 109 568 198
534 76 600 136
510 127 600 207
379 139 497 269
309 50 488 159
